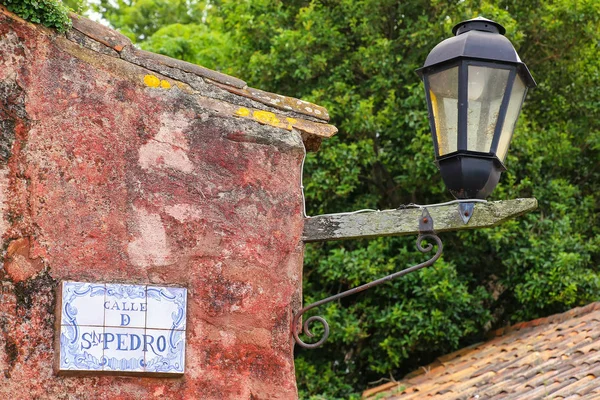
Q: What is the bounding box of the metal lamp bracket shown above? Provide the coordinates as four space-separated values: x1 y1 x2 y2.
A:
293 208 443 349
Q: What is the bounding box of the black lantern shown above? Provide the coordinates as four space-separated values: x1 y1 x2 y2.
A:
417 17 536 199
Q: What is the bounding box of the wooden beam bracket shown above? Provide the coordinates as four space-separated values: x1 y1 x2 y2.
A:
302 198 538 243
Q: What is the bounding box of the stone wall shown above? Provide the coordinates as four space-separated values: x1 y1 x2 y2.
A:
0 8 335 399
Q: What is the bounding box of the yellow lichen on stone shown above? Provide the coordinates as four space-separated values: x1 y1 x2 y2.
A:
144 75 161 88
253 110 280 127
235 107 251 117
286 117 297 129
174 81 195 94
160 80 171 89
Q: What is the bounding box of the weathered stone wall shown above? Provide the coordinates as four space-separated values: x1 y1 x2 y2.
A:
0 8 335 399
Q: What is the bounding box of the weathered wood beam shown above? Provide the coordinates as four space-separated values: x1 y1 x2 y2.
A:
302 198 538 243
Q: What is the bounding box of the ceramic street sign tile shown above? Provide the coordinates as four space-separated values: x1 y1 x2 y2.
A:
103 327 146 372
145 286 187 331
104 283 147 329
60 325 104 371
57 281 187 375
60 282 106 327
143 328 186 373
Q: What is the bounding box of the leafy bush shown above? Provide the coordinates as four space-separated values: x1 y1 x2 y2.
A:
1 0 72 32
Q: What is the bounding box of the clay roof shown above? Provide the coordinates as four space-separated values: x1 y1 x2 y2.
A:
363 302 600 400
61 13 336 151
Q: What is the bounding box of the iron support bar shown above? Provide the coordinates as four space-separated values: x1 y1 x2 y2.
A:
293 209 443 349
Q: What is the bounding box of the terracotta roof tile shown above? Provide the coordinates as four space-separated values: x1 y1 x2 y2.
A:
364 302 600 399
571 376 600 395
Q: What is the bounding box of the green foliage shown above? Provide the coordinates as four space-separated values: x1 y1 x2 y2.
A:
141 23 235 70
1 0 72 31
92 0 600 397
94 0 209 41
61 0 87 15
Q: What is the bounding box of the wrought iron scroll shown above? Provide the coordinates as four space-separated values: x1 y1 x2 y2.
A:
293 208 443 349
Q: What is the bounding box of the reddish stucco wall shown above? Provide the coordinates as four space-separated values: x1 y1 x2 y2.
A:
0 9 334 399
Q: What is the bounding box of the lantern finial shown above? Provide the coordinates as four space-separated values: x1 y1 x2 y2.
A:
453 17 506 35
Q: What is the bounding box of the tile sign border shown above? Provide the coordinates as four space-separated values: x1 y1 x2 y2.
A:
55 281 187 376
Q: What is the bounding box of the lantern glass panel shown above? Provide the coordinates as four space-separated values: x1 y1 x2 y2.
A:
497 75 527 161
428 67 459 156
466 66 510 153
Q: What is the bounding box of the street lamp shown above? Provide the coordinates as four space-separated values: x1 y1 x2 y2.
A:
293 17 536 349
417 17 536 199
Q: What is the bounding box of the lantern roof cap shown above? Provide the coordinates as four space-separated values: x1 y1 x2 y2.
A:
420 17 536 88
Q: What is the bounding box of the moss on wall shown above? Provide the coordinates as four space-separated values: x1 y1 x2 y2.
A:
1 0 71 32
